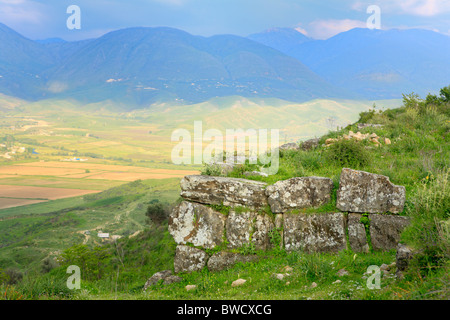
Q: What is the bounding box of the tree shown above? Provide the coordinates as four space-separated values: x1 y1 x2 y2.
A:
145 201 169 225
439 85 450 102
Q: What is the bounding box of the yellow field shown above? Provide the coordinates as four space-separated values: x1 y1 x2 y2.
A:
0 161 199 208
0 185 100 200
2 161 199 180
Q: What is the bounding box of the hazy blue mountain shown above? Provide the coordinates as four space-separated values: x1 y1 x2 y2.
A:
0 23 55 99
250 27 450 99
46 27 351 106
0 24 352 106
247 27 312 55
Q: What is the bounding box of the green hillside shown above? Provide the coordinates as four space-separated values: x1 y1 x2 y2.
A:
0 87 448 300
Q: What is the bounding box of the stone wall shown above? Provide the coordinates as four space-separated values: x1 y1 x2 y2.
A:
168 168 410 273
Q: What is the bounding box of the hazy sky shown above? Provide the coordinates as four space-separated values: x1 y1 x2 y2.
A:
1 0 449 41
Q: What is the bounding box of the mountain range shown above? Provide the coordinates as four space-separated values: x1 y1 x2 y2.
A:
0 22 449 107
248 27 450 99
0 23 349 107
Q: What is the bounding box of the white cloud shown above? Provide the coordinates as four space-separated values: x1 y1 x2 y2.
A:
306 19 367 39
0 0 26 4
398 0 450 16
0 0 46 25
351 0 450 17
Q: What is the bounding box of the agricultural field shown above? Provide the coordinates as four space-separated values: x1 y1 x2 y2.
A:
0 161 197 209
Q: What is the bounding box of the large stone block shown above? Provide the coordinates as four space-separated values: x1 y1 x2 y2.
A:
301 138 319 151
174 245 208 273
369 214 411 251
226 210 274 250
168 201 226 249
265 177 333 213
396 243 418 272
180 175 268 210
347 213 369 253
336 168 406 214
283 212 347 253
207 252 259 272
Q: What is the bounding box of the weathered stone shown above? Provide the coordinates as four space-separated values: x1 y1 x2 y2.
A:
143 270 173 290
301 138 319 151
274 214 284 249
336 168 406 214
265 177 333 213
348 213 369 253
252 214 276 250
180 175 268 210
279 142 300 151
336 268 349 277
283 213 347 253
226 210 254 249
168 201 226 249
272 273 286 280
185 285 197 291
282 266 293 273
231 279 247 287
369 215 411 251
164 275 183 285
209 162 236 176
226 210 274 250
207 251 259 272
396 243 416 272
174 245 208 273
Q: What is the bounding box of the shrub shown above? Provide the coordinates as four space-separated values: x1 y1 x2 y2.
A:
145 201 169 225
2 268 23 285
324 139 370 168
58 244 110 281
41 257 59 274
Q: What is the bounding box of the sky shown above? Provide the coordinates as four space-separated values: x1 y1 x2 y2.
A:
0 0 449 41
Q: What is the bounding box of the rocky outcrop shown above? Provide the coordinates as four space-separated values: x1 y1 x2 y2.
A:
395 243 419 279
347 213 369 253
207 252 259 272
279 142 300 151
143 270 182 290
174 245 208 273
226 210 274 250
265 177 333 213
283 212 347 253
336 168 406 214
169 201 226 249
301 138 319 151
168 168 410 274
180 175 268 210
370 215 411 251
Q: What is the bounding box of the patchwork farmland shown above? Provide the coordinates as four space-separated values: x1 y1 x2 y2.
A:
0 161 199 209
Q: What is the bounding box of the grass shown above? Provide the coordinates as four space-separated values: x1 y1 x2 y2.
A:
0 177 180 273
0 89 448 300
